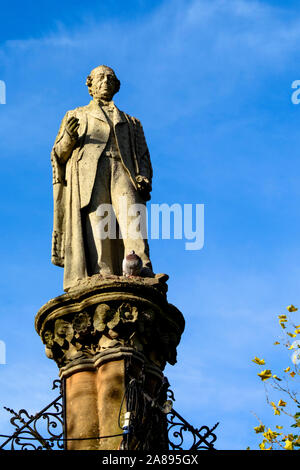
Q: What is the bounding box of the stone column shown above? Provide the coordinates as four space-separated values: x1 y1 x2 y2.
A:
35 275 185 450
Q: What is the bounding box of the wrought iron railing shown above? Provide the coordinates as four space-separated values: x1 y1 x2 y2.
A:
0 380 64 450
165 387 218 450
0 379 218 451
167 410 218 450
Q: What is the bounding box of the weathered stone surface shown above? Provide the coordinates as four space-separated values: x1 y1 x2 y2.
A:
51 65 154 291
41 66 186 451
62 354 168 450
36 277 184 450
65 371 99 450
36 275 184 372
96 360 125 450
64 362 126 450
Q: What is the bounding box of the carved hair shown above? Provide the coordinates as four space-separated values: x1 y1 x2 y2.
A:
86 65 121 97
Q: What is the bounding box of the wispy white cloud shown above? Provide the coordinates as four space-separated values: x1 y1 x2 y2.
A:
1 0 300 451
1 0 300 168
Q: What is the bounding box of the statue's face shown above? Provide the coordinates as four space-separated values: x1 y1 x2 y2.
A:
91 68 118 101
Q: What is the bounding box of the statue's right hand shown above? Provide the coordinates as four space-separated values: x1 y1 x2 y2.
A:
65 116 79 140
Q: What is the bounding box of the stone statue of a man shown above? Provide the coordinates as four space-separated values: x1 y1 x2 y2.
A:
51 65 153 290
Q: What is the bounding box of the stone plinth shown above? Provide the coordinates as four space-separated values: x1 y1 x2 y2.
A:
35 274 185 450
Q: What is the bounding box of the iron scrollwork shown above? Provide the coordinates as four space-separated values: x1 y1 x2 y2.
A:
161 380 218 451
0 380 65 451
167 409 219 450
0 377 218 451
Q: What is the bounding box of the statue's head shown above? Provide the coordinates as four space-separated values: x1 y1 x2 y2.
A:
86 65 120 101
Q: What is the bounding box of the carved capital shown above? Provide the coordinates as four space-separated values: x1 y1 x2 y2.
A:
36 275 185 373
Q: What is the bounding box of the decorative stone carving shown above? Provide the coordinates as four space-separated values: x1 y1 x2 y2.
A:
93 303 113 333
72 311 91 338
36 275 185 374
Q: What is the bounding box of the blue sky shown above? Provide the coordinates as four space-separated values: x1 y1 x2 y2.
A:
1 0 300 450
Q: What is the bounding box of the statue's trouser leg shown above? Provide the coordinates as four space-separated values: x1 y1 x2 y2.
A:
84 155 152 275
84 156 116 275
110 158 152 270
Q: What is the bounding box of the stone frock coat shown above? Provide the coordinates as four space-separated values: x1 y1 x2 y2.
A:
51 99 153 290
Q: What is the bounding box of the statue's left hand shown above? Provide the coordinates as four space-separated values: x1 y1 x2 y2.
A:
136 175 152 201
